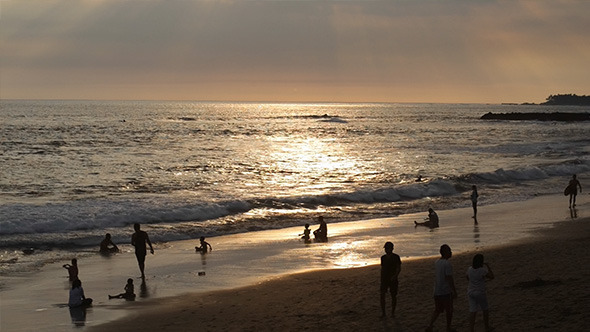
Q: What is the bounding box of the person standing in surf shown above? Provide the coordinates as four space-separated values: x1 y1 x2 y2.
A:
566 174 582 208
131 223 154 279
471 185 479 222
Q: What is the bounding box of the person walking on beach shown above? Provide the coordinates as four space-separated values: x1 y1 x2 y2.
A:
426 244 457 332
471 185 479 221
63 258 79 282
195 236 213 253
467 254 494 332
68 279 93 308
131 223 154 278
100 233 119 254
380 241 401 318
566 174 582 208
109 278 136 300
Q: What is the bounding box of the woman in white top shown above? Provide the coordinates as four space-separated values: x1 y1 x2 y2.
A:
466 254 494 332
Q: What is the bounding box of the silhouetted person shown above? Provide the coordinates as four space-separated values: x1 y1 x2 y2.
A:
426 244 457 332
416 175 423 182
471 185 479 221
63 258 79 282
68 279 92 308
566 174 582 208
100 233 119 254
380 242 401 318
313 216 328 242
467 254 494 332
109 278 136 300
415 208 439 228
195 236 213 253
131 223 154 278
300 223 311 243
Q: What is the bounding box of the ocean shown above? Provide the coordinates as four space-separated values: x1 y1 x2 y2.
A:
1 100 589 274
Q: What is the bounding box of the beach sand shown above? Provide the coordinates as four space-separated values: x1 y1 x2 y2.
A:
89 216 590 331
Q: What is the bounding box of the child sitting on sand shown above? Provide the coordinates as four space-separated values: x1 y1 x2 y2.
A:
109 278 136 300
300 223 311 243
195 236 213 253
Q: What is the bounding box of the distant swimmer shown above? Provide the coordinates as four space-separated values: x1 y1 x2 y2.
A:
299 223 311 243
416 175 423 182
99 233 119 254
195 236 213 253
313 216 328 242
131 223 154 278
565 174 582 208
109 278 136 301
415 208 439 228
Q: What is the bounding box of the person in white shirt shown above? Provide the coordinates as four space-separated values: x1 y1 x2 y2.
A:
467 253 494 332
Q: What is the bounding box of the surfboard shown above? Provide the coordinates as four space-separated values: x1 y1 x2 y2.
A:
564 185 573 196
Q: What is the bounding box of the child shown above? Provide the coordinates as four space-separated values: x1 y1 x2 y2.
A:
195 236 213 253
467 254 494 332
63 258 79 282
109 278 136 300
69 279 93 308
300 223 311 243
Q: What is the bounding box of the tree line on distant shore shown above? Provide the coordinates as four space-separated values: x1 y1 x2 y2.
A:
541 94 590 106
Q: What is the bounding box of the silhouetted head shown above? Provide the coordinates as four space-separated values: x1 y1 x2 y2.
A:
200 236 205 241
428 208 434 213
318 216 324 222
472 254 484 269
127 278 134 284
105 233 111 239
72 279 82 289
384 241 394 253
71 258 77 265
134 223 140 231
573 174 577 179
440 244 452 258
472 185 477 190
305 223 309 228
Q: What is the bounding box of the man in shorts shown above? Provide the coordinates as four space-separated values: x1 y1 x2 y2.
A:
426 244 457 332
131 223 154 278
380 241 401 317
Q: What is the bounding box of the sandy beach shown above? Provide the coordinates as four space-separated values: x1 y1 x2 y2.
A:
87 207 590 331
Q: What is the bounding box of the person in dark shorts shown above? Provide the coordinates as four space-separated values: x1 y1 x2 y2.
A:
426 244 457 332
131 223 154 278
380 241 401 317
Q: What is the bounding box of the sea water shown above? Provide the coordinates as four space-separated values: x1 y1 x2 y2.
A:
1 100 589 274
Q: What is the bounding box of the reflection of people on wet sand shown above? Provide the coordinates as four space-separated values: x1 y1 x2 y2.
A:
299 223 311 243
195 236 213 253
313 216 328 242
467 254 494 332
380 242 401 318
63 258 79 282
565 174 582 208
131 223 154 278
69 306 87 327
109 278 136 300
100 233 119 254
414 208 439 228
426 244 457 332
471 185 479 221
68 279 93 308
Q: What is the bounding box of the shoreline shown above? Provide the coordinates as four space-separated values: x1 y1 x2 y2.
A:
89 215 590 331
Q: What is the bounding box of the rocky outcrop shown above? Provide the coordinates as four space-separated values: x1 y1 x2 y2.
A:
481 112 590 121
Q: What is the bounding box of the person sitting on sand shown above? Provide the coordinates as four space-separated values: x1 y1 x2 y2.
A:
195 236 213 253
415 208 439 228
300 223 311 243
100 233 119 254
63 258 79 282
109 278 136 300
69 279 93 308
313 216 328 242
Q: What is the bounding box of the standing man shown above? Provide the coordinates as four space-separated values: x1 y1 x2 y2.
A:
131 223 154 278
426 244 457 332
380 241 401 318
470 185 479 222
567 174 582 208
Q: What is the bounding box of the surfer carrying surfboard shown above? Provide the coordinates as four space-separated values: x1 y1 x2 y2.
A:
565 174 582 208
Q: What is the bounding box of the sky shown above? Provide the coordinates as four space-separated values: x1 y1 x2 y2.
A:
1 0 589 104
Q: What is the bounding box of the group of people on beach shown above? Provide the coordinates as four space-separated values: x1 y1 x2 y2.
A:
381 242 494 332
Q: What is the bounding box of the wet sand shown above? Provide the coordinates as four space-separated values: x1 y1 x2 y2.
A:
89 209 590 331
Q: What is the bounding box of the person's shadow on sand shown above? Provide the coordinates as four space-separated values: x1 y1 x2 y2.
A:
139 278 149 299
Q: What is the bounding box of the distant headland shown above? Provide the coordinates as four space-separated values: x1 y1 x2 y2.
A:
484 94 590 121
